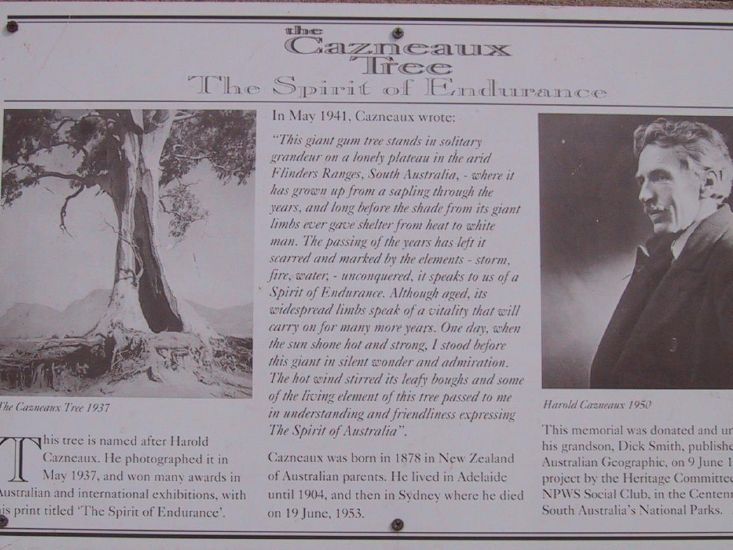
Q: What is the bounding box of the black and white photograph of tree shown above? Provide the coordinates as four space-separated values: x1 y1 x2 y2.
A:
0 109 255 398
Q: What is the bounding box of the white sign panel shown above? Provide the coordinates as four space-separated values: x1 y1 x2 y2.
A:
0 1 732 544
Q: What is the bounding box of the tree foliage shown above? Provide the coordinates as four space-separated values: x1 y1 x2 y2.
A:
2 109 256 239
160 181 209 241
160 110 256 187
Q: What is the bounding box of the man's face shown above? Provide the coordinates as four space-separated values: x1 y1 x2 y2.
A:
636 144 704 235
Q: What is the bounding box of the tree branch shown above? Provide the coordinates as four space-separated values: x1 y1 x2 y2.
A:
172 111 200 123
3 163 97 188
173 152 209 162
39 171 86 183
171 145 228 172
14 138 91 163
52 117 75 132
59 186 85 236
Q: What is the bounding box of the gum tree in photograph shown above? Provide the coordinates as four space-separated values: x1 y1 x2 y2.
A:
1 109 255 395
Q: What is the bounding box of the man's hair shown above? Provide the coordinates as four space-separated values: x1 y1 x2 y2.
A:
633 118 733 202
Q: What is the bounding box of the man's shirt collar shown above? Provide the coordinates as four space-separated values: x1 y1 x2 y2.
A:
670 219 703 260
638 208 722 262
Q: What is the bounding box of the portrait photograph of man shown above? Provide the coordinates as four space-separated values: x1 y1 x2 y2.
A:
540 114 733 389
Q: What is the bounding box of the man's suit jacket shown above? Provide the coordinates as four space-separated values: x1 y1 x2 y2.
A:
590 206 733 389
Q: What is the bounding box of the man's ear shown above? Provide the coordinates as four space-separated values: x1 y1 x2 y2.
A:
699 169 722 199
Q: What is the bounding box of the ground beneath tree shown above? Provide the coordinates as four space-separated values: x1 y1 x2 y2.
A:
0 331 252 398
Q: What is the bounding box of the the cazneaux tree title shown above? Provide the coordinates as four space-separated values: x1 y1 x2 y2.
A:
282 25 511 75
186 25 608 100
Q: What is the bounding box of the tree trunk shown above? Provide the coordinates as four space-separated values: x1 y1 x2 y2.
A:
90 110 213 338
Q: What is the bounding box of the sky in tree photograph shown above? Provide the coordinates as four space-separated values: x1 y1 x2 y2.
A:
0 109 256 398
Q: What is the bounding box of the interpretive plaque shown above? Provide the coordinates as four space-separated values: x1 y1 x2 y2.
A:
1 1 732 544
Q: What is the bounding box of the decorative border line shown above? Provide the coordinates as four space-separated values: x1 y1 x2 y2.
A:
4 530 733 540
3 101 733 109
5 14 733 28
